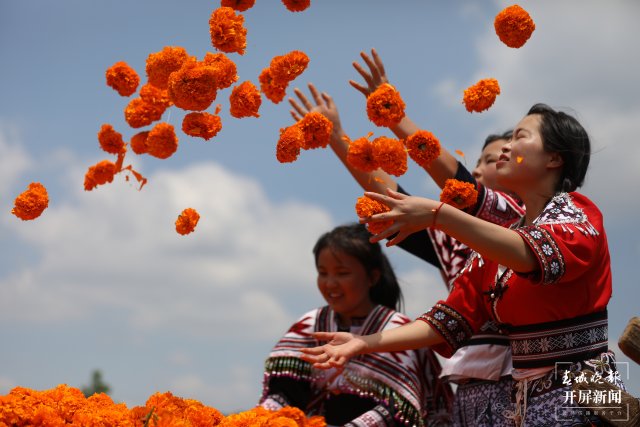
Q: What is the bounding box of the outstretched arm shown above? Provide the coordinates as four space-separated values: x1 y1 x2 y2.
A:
351 48 459 189
300 320 443 370
289 83 397 194
362 189 537 273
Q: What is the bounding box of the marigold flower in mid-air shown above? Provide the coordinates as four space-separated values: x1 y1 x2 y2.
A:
276 125 303 163
372 136 407 177
209 7 248 55
146 122 178 159
124 97 165 128
221 0 256 12
97 124 126 155
130 131 150 155
182 112 223 140
259 67 288 104
145 46 194 89
298 112 333 150
11 182 49 221
462 78 501 113
282 0 310 12
440 178 478 210
202 52 239 89
105 61 140 97
494 4 535 48
346 133 378 173
167 62 218 111
269 50 310 84
366 83 406 127
139 83 172 109
175 208 200 235
84 160 117 191
229 81 261 118
355 195 392 235
405 130 441 168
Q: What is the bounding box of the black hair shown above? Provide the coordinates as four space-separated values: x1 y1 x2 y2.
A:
527 103 591 192
482 129 514 150
313 223 403 312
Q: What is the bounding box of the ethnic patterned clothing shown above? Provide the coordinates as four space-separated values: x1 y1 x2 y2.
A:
260 305 454 427
419 192 611 361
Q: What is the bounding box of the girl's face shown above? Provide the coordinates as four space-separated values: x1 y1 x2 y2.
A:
473 138 509 191
496 114 562 194
316 247 376 325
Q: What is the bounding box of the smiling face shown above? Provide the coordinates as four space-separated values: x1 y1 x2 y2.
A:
496 114 563 196
473 138 509 191
316 247 377 326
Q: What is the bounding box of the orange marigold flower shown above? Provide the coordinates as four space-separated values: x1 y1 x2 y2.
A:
282 0 310 12
124 97 165 128
366 83 406 127
276 125 303 163
298 111 333 150
84 160 117 191
12 182 49 220
229 80 261 118
105 61 140 97
175 208 200 235
372 136 407 177
405 130 441 168
346 133 378 173
440 178 478 210
269 50 310 84
355 195 392 235
462 78 501 113
209 7 247 55
146 122 178 159
97 123 126 155
140 83 172 109
145 46 194 90
494 4 535 48
182 112 223 140
202 52 239 90
220 0 256 12
130 131 149 155
259 67 288 104
167 62 218 111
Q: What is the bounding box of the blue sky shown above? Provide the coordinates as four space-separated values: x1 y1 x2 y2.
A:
1 0 639 413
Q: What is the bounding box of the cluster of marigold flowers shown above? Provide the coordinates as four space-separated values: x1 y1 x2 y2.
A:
92 2 314 234
0 385 325 427
462 4 535 113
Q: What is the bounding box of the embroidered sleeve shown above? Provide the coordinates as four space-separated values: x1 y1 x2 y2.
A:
515 225 565 284
475 187 525 226
417 303 474 358
515 192 606 285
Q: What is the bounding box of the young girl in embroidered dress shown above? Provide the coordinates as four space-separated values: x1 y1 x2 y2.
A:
259 223 453 426
300 104 626 426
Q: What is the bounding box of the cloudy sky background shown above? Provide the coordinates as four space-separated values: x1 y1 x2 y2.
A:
1 0 638 413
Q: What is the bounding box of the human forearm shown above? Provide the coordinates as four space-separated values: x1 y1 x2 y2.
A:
435 203 536 272
360 320 443 354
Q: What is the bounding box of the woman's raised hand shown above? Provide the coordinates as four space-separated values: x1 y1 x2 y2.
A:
300 331 367 370
350 48 390 98
289 83 343 132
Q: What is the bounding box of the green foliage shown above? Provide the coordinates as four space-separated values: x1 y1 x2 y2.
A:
81 369 111 397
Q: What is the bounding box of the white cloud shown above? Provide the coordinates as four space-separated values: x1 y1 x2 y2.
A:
0 159 334 341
